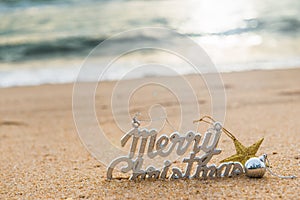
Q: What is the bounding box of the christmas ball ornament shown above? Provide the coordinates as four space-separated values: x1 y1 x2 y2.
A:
245 156 266 178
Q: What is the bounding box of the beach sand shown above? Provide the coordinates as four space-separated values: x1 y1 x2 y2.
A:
0 68 299 199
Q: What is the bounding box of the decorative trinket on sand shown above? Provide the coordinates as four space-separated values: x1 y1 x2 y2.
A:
107 115 296 180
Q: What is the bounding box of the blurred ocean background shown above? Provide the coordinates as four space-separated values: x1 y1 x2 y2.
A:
1 0 300 87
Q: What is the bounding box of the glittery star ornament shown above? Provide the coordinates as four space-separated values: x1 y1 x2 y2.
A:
220 138 264 165
193 116 264 165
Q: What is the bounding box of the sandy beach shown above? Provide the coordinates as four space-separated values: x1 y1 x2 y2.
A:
0 68 299 199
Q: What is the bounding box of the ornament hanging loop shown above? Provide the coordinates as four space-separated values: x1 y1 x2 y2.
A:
132 115 141 128
265 155 297 179
131 112 177 131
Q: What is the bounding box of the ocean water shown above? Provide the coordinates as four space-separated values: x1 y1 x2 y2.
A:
1 0 300 87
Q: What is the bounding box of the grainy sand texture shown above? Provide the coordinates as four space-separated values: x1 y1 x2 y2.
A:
0 69 299 199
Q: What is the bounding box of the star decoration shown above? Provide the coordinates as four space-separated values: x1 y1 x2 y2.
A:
220 138 264 165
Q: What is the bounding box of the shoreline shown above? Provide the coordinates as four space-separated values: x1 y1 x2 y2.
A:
1 64 300 89
0 68 299 199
